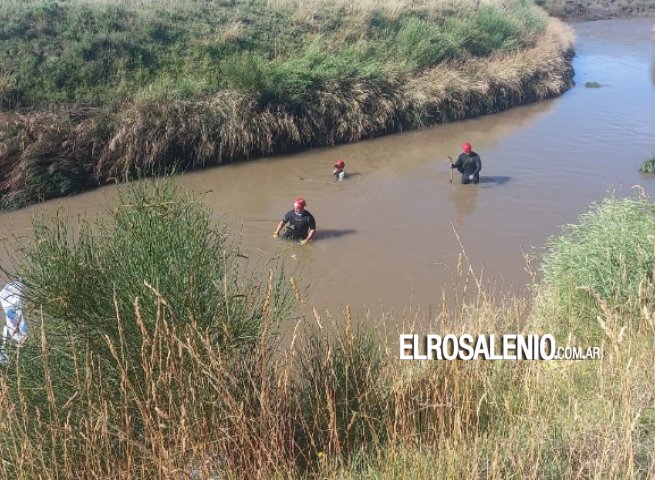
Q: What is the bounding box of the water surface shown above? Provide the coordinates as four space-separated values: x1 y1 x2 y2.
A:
1 19 654 316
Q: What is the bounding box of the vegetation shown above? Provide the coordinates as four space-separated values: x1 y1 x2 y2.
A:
584 81 601 88
0 0 575 209
640 155 655 173
538 0 655 18
0 0 548 109
0 183 654 478
538 194 655 339
1 181 295 450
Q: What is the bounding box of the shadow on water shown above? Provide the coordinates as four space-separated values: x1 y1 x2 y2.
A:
479 176 512 186
316 229 357 240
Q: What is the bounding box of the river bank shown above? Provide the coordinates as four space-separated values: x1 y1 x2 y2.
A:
541 0 655 20
0 0 574 209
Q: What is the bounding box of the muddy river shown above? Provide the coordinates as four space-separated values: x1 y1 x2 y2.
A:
1 19 654 316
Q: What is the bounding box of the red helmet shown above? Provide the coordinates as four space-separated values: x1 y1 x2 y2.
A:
293 197 306 209
334 160 345 169
462 142 472 154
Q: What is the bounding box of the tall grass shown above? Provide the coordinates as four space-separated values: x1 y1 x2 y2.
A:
0 186 654 477
1 181 295 465
0 0 571 209
538 194 655 339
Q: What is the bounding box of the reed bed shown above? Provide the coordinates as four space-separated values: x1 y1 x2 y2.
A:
0 182 653 478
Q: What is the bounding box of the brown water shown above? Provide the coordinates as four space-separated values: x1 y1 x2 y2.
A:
1 19 654 316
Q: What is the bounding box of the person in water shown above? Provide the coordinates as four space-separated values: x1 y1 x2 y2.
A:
332 160 346 181
273 197 316 245
451 142 482 184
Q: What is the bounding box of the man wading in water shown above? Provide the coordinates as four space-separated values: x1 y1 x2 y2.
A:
451 142 482 184
273 197 316 245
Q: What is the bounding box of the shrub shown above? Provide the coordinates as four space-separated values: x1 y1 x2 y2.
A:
395 18 453 69
639 155 655 173
7 180 294 415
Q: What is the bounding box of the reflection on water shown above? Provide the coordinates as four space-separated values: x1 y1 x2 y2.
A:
1 19 654 315
449 183 479 226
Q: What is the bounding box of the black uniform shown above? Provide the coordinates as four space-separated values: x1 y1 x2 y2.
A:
452 152 482 184
281 210 316 240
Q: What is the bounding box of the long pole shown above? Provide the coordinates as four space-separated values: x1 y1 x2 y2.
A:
447 156 453 183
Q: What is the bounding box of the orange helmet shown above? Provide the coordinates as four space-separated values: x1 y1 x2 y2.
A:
293 197 306 209
462 143 472 154
334 160 345 169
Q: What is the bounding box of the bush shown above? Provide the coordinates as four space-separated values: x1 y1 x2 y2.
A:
395 18 453 69
538 195 655 336
639 155 655 173
7 180 294 418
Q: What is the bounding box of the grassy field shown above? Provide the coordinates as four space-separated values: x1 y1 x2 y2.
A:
0 182 653 479
0 0 574 208
0 0 550 109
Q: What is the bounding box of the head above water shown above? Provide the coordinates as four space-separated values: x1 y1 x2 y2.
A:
334 160 345 170
293 197 306 212
462 142 472 154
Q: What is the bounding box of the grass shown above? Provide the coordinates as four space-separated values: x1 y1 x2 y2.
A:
0 183 653 478
537 194 655 340
0 0 547 109
640 155 655 173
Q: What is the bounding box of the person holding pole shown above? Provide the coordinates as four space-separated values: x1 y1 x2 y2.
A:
450 142 482 184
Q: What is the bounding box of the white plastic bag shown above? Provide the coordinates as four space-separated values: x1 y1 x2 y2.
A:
1 281 27 346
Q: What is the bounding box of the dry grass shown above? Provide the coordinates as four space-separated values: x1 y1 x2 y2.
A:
1 260 653 478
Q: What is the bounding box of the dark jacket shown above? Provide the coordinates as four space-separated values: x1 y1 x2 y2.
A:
452 152 482 176
281 210 316 240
